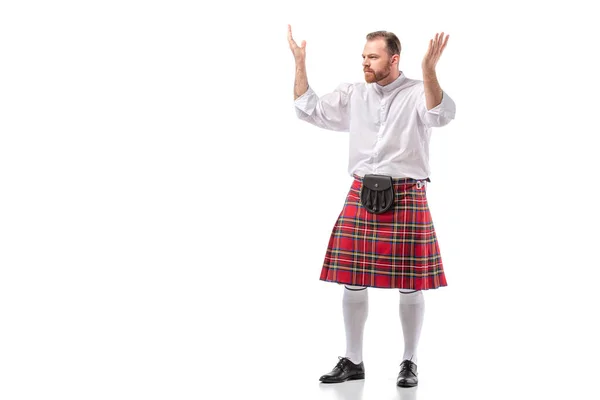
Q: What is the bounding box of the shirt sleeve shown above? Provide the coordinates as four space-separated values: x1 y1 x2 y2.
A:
417 89 456 128
294 83 353 132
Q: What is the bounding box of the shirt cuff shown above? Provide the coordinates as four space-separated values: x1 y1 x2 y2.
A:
426 91 456 119
294 86 317 115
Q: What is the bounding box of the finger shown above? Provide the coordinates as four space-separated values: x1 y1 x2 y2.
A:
436 32 444 51
442 34 449 50
288 24 298 45
301 40 306 49
288 36 297 48
288 34 298 48
437 33 448 55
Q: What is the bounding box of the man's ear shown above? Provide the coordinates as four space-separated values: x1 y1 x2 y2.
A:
392 54 400 65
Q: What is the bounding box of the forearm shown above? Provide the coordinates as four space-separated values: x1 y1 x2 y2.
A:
294 61 309 100
422 69 443 110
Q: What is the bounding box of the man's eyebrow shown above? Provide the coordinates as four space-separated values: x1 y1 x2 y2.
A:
362 53 379 57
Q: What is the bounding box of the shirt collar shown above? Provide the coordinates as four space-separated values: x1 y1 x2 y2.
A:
374 71 406 94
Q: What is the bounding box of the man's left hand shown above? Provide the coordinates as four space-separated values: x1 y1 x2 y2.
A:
422 32 449 73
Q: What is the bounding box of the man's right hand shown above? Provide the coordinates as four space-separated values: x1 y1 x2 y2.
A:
287 24 306 63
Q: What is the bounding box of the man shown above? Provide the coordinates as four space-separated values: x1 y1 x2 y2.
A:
287 25 455 387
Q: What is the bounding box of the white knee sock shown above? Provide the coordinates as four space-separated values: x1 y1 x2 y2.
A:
343 285 368 364
399 290 424 365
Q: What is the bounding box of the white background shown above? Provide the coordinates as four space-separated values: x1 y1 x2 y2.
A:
1 0 599 399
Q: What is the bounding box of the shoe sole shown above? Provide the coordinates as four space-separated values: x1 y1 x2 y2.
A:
319 373 365 383
397 381 418 388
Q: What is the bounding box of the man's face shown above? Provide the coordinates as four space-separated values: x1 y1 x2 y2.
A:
362 38 396 83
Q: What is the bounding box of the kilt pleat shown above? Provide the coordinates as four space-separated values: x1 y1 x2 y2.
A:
320 175 447 290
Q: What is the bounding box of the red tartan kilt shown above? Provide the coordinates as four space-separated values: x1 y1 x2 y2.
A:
320 175 447 290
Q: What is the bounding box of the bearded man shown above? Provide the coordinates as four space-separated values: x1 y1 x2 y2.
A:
288 25 456 387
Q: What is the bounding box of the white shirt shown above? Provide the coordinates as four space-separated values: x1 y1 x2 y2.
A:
294 72 456 179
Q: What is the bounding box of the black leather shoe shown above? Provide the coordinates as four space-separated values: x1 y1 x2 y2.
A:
319 356 365 383
396 359 418 387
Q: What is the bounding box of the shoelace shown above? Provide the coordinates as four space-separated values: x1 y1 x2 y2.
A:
400 360 416 376
335 356 350 370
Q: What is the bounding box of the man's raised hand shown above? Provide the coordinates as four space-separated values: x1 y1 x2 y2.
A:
422 32 449 73
287 25 306 63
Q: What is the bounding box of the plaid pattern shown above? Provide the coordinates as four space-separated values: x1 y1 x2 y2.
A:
320 175 447 290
